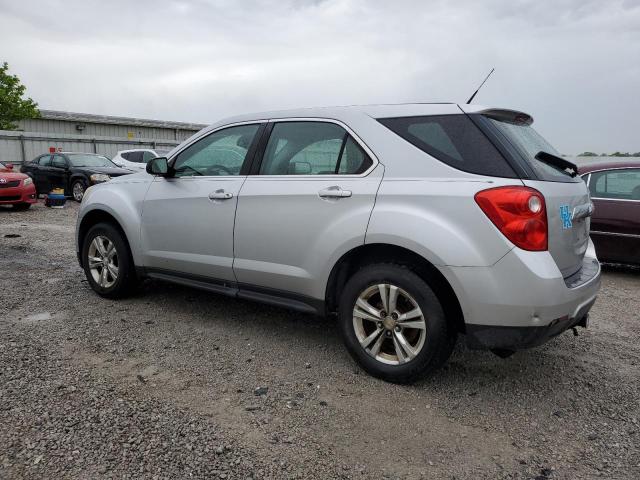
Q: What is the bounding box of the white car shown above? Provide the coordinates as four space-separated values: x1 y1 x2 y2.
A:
111 148 171 172
76 103 600 383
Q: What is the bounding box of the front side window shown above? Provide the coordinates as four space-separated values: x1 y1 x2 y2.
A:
379 115 516 178
39 155 52 167
172 124 260 177
590 169 640 200
259 121 372 175
52 155 67 168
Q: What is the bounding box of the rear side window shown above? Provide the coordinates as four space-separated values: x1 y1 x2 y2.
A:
590 169 640 200
378 115 516 178
259 121 372 175
127 151 144 163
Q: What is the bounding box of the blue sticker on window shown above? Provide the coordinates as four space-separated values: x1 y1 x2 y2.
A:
560 205 572 229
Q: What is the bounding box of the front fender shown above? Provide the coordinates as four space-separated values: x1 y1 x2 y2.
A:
77 179 151 265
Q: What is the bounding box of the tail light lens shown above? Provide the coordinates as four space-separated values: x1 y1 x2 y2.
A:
474 186 548 251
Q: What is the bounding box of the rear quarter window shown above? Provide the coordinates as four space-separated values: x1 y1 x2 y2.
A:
378 114 516 178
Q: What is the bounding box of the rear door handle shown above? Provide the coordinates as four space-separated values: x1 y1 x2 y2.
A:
318 186 352 198
208 189 234 200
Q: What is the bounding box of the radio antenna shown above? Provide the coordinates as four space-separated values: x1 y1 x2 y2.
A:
466 68 495 104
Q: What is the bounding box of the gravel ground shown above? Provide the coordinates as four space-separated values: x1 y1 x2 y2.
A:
1 201 639 480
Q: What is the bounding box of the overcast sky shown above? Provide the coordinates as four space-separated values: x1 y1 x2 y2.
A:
1 0 639 154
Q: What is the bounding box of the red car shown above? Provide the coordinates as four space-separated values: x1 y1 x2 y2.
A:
0 161 37 210
579 160 640 266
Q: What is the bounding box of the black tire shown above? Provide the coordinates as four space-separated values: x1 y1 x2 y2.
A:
12 203 31 211
82 222 137 299
71 179 87 202
338 263 456 384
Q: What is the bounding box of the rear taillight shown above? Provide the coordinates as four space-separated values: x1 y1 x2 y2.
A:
474 186 548 251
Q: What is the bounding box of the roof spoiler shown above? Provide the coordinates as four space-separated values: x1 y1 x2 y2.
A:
478 108 533 126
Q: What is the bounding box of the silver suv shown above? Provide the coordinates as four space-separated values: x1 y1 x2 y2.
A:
76 104 601 383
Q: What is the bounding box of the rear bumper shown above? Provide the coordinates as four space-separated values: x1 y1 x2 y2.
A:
0 184 37 204
439 239 601 350
465 304 593 350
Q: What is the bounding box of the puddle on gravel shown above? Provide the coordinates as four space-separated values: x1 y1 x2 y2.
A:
25 312 52 321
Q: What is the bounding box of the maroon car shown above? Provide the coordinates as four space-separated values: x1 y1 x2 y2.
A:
579 160 640 265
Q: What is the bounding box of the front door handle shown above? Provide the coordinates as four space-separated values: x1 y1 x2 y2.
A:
208 189 234 200
318 186 352 198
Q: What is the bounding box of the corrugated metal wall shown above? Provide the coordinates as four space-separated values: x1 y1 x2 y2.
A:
19 118 196 142
0 115 204 164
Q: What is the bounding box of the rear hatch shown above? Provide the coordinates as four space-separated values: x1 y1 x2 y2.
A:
468 108 591 278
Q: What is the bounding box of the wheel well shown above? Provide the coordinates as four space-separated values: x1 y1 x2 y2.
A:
78 210 132 266
325 243 465 333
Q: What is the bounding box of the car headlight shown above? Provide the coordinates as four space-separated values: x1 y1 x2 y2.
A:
90 174 111 183
23 177 33 186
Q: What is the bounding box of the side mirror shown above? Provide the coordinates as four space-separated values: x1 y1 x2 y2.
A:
146 157 169 176
5 163 14 170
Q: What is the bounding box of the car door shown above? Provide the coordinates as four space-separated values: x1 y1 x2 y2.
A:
140 122 264 282
32 155 53 193
587 168 640 264
21 155 45 192
51 154 70 191
233 119 383 303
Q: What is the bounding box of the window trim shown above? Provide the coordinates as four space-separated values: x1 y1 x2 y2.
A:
38 154 53 167
52 154 68 169
166 120 267 179
584 167 640 202
248 117 379 178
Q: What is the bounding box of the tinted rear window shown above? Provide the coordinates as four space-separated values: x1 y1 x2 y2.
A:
378 114 516 178
485 116 581 183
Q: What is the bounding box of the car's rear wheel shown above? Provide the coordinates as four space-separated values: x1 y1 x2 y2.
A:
72 179 86 202
338 263 456 383
82 222 137 298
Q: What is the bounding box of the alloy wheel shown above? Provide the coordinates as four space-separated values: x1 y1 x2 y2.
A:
87 235 118 288
352 284 427 365
73 182 85 201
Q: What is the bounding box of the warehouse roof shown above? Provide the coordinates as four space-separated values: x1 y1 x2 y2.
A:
39 110 207 131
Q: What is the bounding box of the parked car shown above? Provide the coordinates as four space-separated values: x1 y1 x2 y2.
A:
0 161 37 210
76 104 601 383
21 152 133 201
579 160 640 265
111 148 172 172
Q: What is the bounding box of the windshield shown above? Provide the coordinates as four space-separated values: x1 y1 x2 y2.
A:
67 154 117 168
487 118 579 182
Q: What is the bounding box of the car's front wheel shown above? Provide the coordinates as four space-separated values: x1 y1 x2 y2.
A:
71 179 86 202
338 263 456 384
82 222 137 298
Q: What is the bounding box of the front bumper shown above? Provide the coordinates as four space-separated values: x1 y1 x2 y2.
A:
0 184 37 205
440 239 601 351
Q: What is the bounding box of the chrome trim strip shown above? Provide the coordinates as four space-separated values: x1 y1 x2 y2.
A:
591 230 640 239
590 197 640 203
